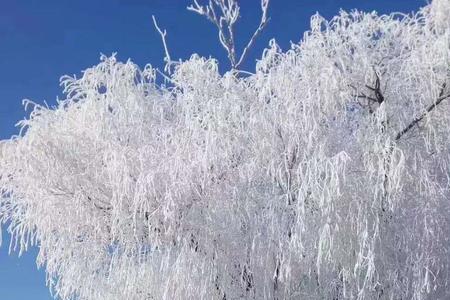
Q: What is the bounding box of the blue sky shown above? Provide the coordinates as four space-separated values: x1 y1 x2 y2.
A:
0 0 426 299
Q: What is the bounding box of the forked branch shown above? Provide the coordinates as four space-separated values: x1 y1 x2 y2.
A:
188 0 270 70
352 68 385 113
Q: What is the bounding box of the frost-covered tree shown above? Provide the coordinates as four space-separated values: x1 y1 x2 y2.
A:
1 0 450 299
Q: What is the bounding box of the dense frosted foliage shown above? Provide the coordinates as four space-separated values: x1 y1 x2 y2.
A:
1 1 450 299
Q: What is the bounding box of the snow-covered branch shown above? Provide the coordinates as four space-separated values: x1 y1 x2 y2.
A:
187 0 270 70
395 83 450 140
152 15 173 74
1 1 450 299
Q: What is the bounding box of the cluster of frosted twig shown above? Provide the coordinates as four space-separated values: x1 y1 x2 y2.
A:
1 1 450 299
187 0 269 70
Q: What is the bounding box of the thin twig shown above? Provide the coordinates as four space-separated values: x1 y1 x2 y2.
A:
236 0 270 69
152 15 173 74
187 0 270 71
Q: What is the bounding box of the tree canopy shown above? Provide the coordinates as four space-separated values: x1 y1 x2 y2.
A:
1 0 450 299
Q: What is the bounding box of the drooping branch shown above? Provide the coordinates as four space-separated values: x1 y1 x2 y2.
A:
2 2 450 299
187 0 270 70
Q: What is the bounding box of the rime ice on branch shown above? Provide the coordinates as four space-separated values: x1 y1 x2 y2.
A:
187 0 270 71
1 1 450 299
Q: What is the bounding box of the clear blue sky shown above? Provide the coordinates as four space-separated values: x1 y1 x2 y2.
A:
0 0 426 299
